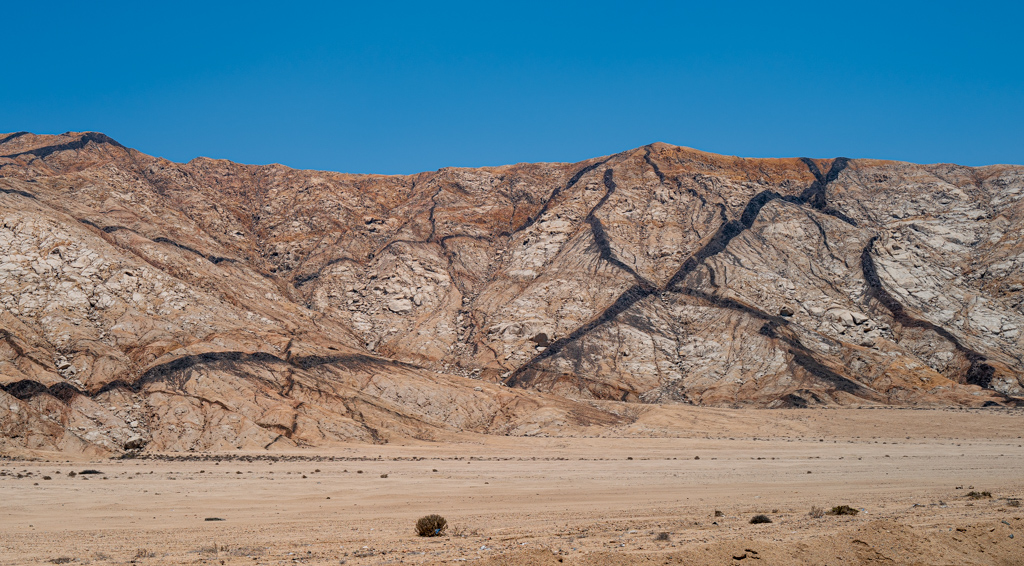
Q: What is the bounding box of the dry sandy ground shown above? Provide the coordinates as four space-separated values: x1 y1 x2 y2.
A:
2 407 1024 565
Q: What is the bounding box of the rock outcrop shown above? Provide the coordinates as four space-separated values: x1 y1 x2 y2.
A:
1 131 1021 453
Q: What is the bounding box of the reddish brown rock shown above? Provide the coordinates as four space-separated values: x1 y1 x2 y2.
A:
1 132 1021 453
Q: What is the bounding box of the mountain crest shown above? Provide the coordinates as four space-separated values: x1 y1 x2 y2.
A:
2 132 1022 454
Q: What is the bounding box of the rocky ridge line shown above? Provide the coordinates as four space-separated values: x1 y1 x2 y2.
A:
1 132 1022 454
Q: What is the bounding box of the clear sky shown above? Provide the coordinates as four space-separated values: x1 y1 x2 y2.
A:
3 1 1022 173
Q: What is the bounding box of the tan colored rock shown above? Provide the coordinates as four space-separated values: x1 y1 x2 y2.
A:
1 132 1022 453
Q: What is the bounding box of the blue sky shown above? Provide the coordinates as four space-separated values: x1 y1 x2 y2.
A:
3 1 1022 173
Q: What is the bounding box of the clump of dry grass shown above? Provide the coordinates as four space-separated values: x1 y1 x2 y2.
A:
809 506 825 518
449 524 481 537
827 505 859 516
749 514 772 524
416 514 448 537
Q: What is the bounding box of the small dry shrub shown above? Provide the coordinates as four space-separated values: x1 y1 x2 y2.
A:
654 532 671 541
134 548 156 558
827 505 859 516
966 491 992 499
809 506 825 518
449 524 481 537
1006 498 1021 508
199 544 229 556
227 546 265 557
749 514 772 524
416 514 448 537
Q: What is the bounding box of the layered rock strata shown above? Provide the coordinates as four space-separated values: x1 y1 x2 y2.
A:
1 131 1021 453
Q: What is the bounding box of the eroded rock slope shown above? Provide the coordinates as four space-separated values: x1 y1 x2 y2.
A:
1 132 1021 453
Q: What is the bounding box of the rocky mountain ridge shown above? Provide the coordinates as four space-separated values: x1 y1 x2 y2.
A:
1 131 1022 454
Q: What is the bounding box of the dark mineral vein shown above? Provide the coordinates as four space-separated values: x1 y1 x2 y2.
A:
509 157 863 393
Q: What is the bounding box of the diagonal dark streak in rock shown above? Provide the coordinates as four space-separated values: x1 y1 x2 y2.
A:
860 236 996 388
659 287 881 400
587 169 657 291
151 237 236 264
92 223 237 265
508 157 873 396
643 147 666 185
425 186 444 244
517 157 613 233
1 380 83 403
661 157 851 292
0 186 37 199
749 316 883 401
0 132 124 160
799 157 858 226
80 350 406 444
802 211 836 257
507 167 663 386
0 132 30 146
88 351 420 397
292 254 360 285
505 284 652 387
277 160 613 303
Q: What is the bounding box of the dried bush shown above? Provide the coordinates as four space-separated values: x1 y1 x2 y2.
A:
449 524 481 537
1007 498 1021 508
966 491 992 500
654 532 671 541
416 514 448 537
827 505 859 516
749 514 772 524
809 506 825 518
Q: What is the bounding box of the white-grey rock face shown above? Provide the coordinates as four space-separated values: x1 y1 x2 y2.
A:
0 132 1021 454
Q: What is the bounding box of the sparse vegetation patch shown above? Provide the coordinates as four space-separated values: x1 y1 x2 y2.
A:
416 514 448 537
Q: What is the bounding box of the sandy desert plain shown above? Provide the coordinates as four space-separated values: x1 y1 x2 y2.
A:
2 405 1024 566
